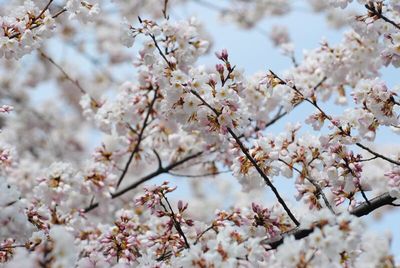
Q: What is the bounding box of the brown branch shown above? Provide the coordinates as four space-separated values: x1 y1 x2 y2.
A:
227 128 300 226
162 0 169 19
36 0 54 20
142 22 174 70
263 108 288 128
356 142 400 166
84 151 203 213
188 88 299 225
359 186 371 206
365 4 400 31
52 7 67 18
0 244 26 251
351 192 396 217
161 193 190 248
221 65 236 87
168 170 231 178
194 224 217 245
358 156 378 162
116 90 158 188
278 158 336 215
39 50 87 95
190 87 300 225
153 149 163 169
268 76 326 127
265 192 397 249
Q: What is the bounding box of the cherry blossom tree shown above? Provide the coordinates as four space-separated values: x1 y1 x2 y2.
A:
0 0 400 266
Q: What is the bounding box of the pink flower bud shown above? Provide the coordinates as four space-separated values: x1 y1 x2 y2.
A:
216 63 224 73
215 49 229 61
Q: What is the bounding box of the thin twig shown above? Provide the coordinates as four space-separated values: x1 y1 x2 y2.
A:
221 65 236 87
168 170 231 178
194 224 217 244
359 186 371 206
278 159 336 215
358 156 378 162
116 90 158 188
84 151 203 213
162 0 169 19
239 76 327 140
39 50 87 95
161 193 190 248
52 7 67 18
140 18 174 70
0 244 26 252
227 128 300 226
36 0 54 20
153 149 163 169
356 142 400 166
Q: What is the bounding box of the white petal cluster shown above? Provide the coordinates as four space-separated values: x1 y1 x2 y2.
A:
0 1 56 59
66 0 100 23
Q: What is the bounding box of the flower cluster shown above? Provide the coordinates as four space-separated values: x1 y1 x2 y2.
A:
0 105 13 113
386 166 400 198
66 0 100 23
0 1 56 59
0 0 399 266
352 78 399 125
99 210 142 263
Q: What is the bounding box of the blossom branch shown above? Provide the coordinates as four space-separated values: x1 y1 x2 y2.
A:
39 50 88 96
153 149 163 169
355 142 400 166
138 16 175 70
226 128 300 226
36 0 54 20
265 191 397 249
40 50 139 135
8 2 66 40
160 193 190 248
194 224 217 245
189 89 300 226
140 22 301 221
239 76 327 140
278 158 336 215
364 3 400 31
84 151 203 212
51 7 68 19
269 70 400 166
116 90 158 188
